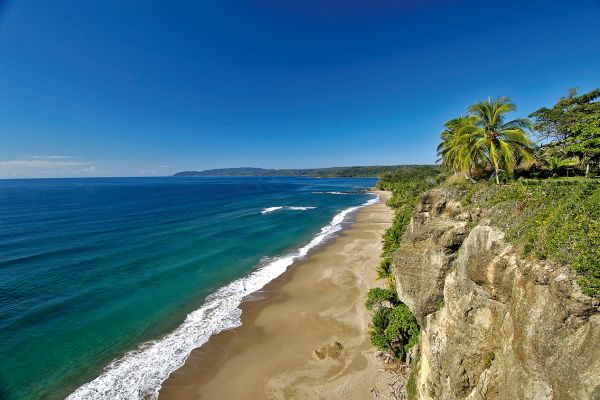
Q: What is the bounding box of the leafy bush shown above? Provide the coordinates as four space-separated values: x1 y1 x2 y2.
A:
384 304 420 360
366 289 419 360
369 307 393 352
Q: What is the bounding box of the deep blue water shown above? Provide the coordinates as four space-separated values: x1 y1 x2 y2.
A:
0 176 377 400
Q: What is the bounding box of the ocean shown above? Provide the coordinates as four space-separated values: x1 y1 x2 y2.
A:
0 176 377 400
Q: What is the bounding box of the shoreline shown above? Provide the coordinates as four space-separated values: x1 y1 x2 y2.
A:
65 189 384 400
158 190 393 399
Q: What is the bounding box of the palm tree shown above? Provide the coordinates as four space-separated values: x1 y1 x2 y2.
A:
437 115 481 181
438 97 534 184
376 257 395 288
467 97 534 183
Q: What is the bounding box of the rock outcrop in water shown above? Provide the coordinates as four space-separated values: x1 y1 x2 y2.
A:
391 188 600 400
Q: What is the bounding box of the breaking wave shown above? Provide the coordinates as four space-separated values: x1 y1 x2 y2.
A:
312 191 364 195
261 206 316 214
67 194 379 400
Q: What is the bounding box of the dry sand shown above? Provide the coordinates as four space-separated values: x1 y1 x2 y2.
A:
159 191 398 399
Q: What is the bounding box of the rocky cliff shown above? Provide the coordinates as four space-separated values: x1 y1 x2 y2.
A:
391 188 600 400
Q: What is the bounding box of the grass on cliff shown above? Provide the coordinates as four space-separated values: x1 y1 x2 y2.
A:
406 354 420 400
462 179 600 297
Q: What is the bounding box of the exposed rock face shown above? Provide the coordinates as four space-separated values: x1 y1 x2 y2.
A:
392 188 471 325
392 188 600 400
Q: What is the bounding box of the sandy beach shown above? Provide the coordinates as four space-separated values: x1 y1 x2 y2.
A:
158 191 394 399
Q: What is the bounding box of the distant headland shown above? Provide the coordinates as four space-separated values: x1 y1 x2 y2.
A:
173 165 436 178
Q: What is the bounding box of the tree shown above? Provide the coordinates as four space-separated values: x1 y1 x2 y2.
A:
467 97 534 183
530 88 600 177
437 115 481 180
369 308 393 353
438 97 534 184
375 257 394 286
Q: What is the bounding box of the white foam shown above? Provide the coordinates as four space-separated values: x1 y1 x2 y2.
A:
312 191 356 195
261 206 284 214
261 206 316 214
66 194 379 400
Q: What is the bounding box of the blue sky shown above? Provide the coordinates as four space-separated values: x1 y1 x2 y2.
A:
0 0 599 178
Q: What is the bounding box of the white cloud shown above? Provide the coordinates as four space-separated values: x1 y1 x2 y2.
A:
0 159 96 178
29 155 82 159
0 160 88 168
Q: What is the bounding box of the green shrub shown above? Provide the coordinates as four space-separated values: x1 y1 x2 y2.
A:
367 289 419 360
484 352 495 369
369 308 393 352
366 287 399 311
384 303 420 360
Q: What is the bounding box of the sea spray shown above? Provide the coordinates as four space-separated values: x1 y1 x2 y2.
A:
67 194 379 400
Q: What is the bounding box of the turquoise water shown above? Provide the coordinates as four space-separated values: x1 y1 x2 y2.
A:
0 176 377 400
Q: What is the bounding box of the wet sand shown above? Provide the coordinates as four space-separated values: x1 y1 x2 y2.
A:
159 191 393 399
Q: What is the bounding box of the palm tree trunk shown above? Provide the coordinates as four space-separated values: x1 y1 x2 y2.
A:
489 140 500 184
585 163 590 178
492 156 500 184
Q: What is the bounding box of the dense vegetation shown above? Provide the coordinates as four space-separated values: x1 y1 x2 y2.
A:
173 165 434 178
366 166 439 360
530 88 600 178
438 89 599 181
